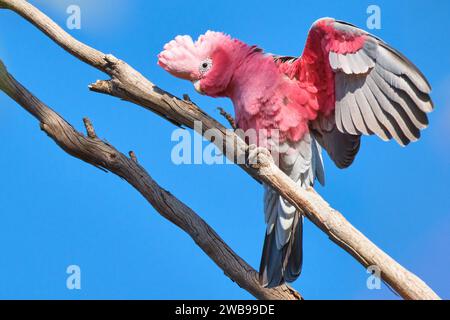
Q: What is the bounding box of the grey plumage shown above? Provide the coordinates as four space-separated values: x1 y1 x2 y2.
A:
324 22 433 148
311 117 361 169
260 134 324 288
260 19 433 288
330 50 374 75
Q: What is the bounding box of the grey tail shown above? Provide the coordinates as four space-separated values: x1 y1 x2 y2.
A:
258 133 324 288
259 206 303 288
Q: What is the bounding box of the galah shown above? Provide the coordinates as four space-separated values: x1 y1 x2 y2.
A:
158 18 433 288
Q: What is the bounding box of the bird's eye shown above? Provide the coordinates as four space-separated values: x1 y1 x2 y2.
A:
199 58 213 74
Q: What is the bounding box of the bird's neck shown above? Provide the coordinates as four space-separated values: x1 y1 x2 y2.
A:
221 49 280 128
224 50 277 98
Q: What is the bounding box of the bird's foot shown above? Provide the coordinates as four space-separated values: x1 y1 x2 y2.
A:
246 144 272 168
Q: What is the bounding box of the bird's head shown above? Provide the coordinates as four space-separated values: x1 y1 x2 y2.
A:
158 31 249 97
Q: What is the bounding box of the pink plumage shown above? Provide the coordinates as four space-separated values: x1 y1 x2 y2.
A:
159 29 319 144
158 32 232 80
158 18 433 287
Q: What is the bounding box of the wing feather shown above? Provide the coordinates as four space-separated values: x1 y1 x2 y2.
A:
376 64 433 113
367 76 412 145
354 86 389 140
374 67 428 129
302 18 432 154
369 72 420 142
372 43 431 94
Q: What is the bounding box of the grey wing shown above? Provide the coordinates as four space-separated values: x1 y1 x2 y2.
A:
260 133 324 287
310 115 361 169
312 20 433 168
329 21 433 147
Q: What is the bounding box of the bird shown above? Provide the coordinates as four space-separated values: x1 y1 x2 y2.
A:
157 18 433 288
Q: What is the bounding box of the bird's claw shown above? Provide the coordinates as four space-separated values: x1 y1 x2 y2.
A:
246 144 272 167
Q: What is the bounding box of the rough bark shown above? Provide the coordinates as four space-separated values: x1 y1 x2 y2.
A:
0 60 301 300
0 0 440 300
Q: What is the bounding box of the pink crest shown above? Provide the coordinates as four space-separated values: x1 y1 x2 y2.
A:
158 31 232 80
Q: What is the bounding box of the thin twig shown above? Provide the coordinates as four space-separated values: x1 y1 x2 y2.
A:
129 151 138 163
83 117 97 138
182 93 191 102
218 107 237 130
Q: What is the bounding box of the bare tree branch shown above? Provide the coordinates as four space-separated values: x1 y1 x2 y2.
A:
0 0 440 300
0 59 302 300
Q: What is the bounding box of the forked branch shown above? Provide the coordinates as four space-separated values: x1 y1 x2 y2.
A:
0 0 440 300
0 59 301 300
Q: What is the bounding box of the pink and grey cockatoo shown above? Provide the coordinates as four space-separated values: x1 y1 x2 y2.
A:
158 18 433 288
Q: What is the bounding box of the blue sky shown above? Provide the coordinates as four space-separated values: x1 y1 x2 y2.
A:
0 0 449 299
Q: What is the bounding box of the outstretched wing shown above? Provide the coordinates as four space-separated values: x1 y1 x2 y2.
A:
288 18 433 167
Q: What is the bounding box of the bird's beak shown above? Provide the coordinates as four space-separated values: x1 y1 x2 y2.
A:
192 80 203 95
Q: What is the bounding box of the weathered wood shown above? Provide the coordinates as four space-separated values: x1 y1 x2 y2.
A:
0 59 301 300
0 0 440 300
